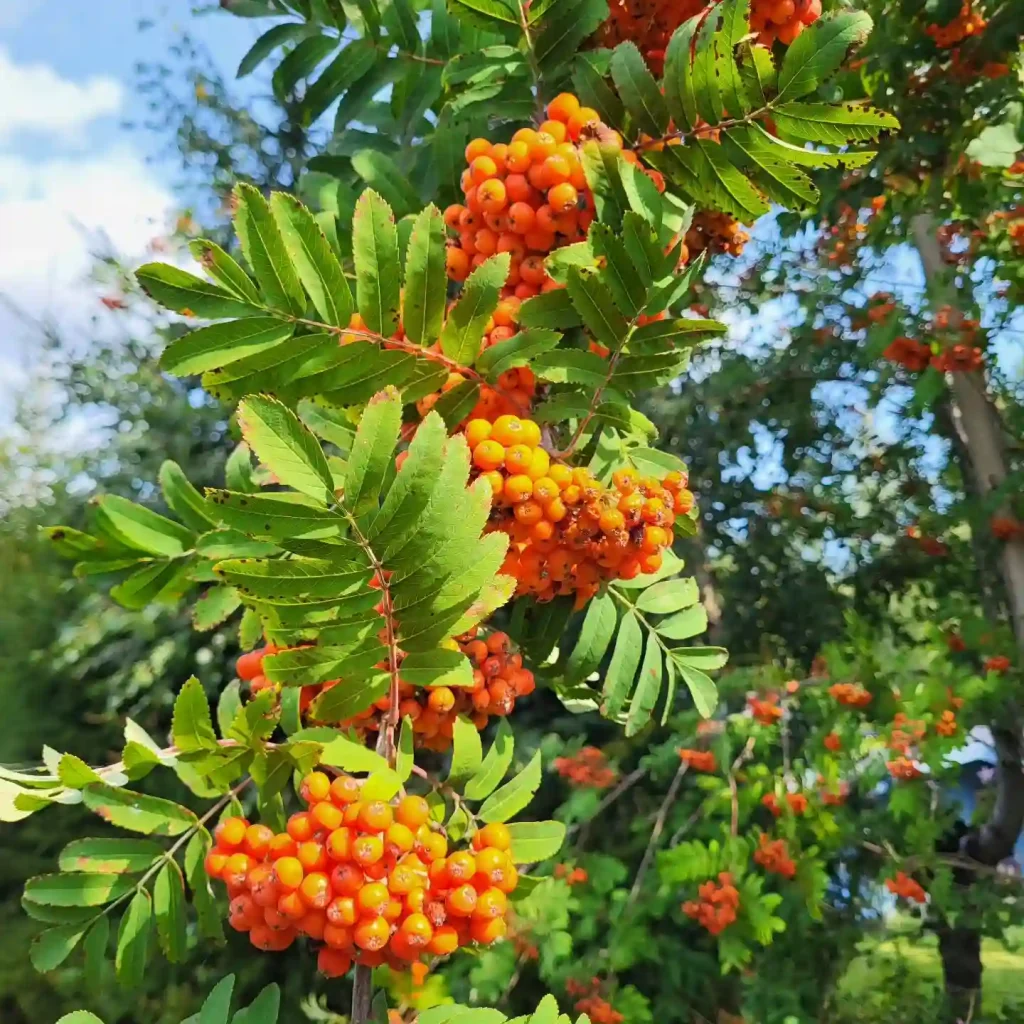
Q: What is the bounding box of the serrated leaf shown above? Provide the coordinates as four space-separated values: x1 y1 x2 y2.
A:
320 735 390 773
83 915 109 989
464 718 514 800
57 754 102 789
233 983 282 1024
215 559 371 606
270 192 353 327
566 265 629 354
506 820 565 863
433 379 481 429
352 150 422 219
237 22 314 76
25 872 137 907
31 923 88 972
771 102 900 145
189 239 261 303
172 676 218 754
602 611 642 718
478 750 541 823
588 223 646 317
403 205 447 346
363 768 403 801
635 577 699 614
610 42 668 136
153 861 187 963
274 33 338 98
56 1014 105 1024
657 604 708 640
304 39 378 121
671 657 717 716
309 672 390 721
204 490 342 539
160 461 217 533
475 329 562 380
234 183 306 315
194 586 243 631
518 289 581 330
721 125 818 208
566 592 617 683
448 716 483 786
352 189 401 336
237 394 335 503
198 975 236 1024
161 318 295 377
186 832 224 942
59 839 162 874
93 495 193 556
663 18 699 131
572 52 624 127
776 11 872 103
135 263 261 320
441 254 510 365
400 649 474 688
626 634 661 735
344 385 402 516
82 784 199 836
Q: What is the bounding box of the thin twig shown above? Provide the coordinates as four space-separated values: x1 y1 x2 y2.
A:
566 765 647 837
351 964 374 1024
727 738 756 837
624 760 689 913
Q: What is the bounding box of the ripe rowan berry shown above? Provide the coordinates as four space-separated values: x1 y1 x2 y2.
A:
215 817 248 850
353 835 385 866
318 947 353 978
354 915 390 951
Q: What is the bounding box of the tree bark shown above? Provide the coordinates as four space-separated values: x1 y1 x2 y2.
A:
351 963 374 1024
912 213 1024 1019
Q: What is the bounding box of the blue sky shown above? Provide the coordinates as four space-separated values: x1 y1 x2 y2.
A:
0 1 263 401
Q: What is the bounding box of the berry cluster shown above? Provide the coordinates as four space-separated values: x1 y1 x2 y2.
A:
925 3 986 47
886 871 927 904
749 692 783 724
935 709 958 738
819 779 850 806
678 748 717 772
990 516 1024 542
828 682 872 708
685 210 750 260
466 415 692 607
554 746 618 789
985 655 1011 674
823 732 842 752
762 791 808 817
566 979 624 1024
339 631 535 749
905 525 948 557
883 337 931 372
595 0 706 75
445 94 643 296
889 712 926 755
203 776 518 977
887 756 923 781
750 0 822 47
931 344 983 372
682 872 740 935
754 834 796 879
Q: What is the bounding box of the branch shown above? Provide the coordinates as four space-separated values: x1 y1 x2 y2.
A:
727 738 756 837
566 765 648 837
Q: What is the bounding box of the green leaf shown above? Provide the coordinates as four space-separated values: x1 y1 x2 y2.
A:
238 22 312 77
657 604 708 640
82 784 199 836
566 265 629 354
172 676 218 754
363 768 403 801
719 125 818 208
626 634 661 736
672 646 728 672
655 141 769 221
966 110 1023 168
304 40 378 121
635 577 699 614
189 239 261 303
572 53 624 127
400 649 474 688
478 750 542 822
352 188 402 336
194 585 243 631
204 490 342 539
310 672 390 721
56 1014 105 1024
93 495 193 556
57 754 102 789
352 150 422 219
199 975 236 1024
320 735 390 774
609 42 668 136
475 329 562 380
518 289 581 330
448 716 484 786
403 205 448 346
153 861 187 963
566 592 617 683
588 223 646 318
344 385 403 516
506 820 565 862
160 461 217 533
274 33 337 98
776 11 872 103
396 717 415 782
448 0 518 29
237 394 335 503
663 18 699 131
25 872 137 908
671 657 718 717
739 41 776 108
464 718 514 800
233 983 282 1024
440 254 510 366
31 923 89 972
185 832 224 942
234 183 306 315
59 839 162 874
135 263 261 320
534 0 607 69
602 611 642 718
270 192 353 327
161 318 295 377
771 101 900 145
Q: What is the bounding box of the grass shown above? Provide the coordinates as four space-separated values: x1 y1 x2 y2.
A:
838 920 1024 1015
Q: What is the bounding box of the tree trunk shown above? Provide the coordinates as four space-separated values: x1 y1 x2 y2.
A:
912 214 1024 1019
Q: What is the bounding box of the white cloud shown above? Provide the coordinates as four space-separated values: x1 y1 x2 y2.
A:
0 45 122 144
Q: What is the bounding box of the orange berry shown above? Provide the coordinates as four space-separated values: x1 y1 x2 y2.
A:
530 132 557 163
273 856 304 891
323 922 355 950
215 817 248 850
385 822 416 855
473 887 508 919
326 826 353 862
353 835 385 866
548 182 578 214
478 178 508 214
358 800 394 833
330 775 362 806
477 823 512 852
443 203 465 228
532 476 560 503
223 852 254 888
527 446 550 480
311 801 344 833
204 850 229 878
447 883 478 917
506 141 531 173
639 552 663 574
504 473 534 503
297 840 328 873
505 443 534 474
357 881 391 917
473 438 506 471
330 862 365 896
508 201 536 234
418 831 448 862
301 771 332 804
318 947 353 977
567 106 599 140
446 851 478 883
547 92 581 123
354 915 391 951
474 227 498 256
465 138 492 162
428 924 460 955
395 795 430 830
327 896 359 926
491 414 527 446
427 686 456 713
401 912 434 947
539 119 568 143
268 833 297 861
613 468 639 493
299 871 332 910
465 419 493 449
599 508 625 532
446 246 471 281
514 500 544 526
470 916 507 944
543 154 572 186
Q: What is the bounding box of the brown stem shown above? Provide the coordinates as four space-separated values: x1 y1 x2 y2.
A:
351 963 374 1024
